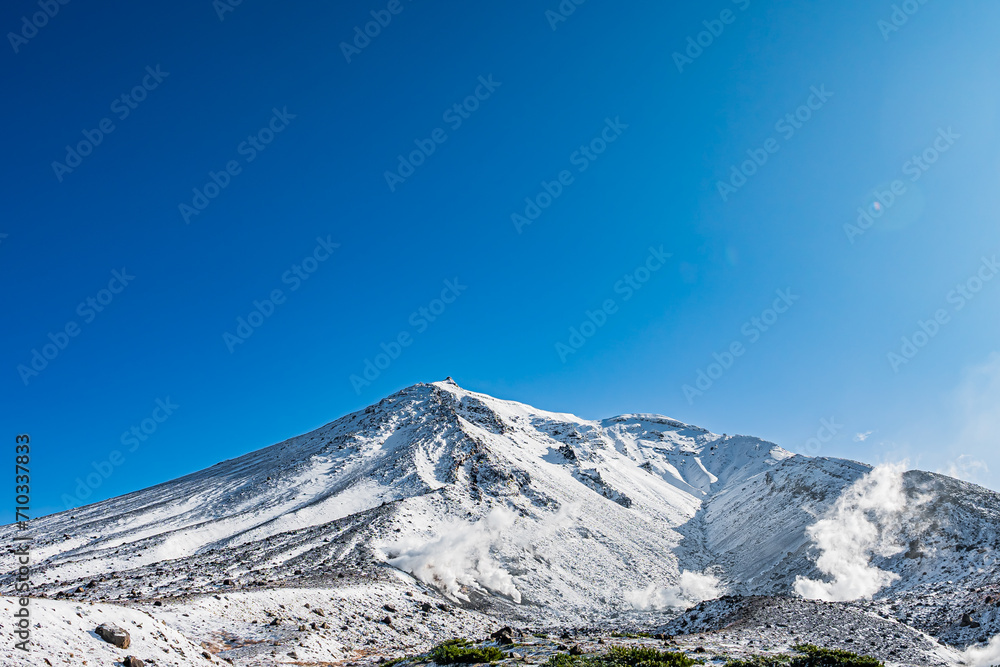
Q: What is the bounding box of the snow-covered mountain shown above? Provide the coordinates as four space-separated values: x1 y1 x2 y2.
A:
3 379 1000 665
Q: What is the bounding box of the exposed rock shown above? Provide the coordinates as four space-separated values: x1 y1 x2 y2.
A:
961 613 981 628
95 622 131 649
491 626 515 645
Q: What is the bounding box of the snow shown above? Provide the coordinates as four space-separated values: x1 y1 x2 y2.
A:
1 379 999 665
0 597 220 666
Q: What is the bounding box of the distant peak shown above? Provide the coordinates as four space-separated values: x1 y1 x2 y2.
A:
443 376 457 385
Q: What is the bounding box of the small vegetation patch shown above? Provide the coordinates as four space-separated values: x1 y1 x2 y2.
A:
547 645 701 667
610 632 652 639
430 639 505 664
723 644 882 667
722 656 790 667
382 657 412 667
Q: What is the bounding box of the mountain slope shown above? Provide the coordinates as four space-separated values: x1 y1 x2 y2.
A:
3 379 1000 664
4 381 797 613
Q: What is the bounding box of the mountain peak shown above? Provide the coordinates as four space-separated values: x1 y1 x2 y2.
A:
4 382 998 667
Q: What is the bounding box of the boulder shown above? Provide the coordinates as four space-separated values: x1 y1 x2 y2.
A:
491 627 515 645
95 622 131 649
123 657 145 667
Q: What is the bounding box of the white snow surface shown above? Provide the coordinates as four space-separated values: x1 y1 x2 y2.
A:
0 597 219 666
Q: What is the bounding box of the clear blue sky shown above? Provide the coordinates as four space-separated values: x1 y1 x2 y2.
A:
3 0 1000 521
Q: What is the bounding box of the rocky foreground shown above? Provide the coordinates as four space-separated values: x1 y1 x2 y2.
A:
1 587 991 666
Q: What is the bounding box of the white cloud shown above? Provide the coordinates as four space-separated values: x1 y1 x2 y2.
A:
854 431 873 442
902 352 1000 491
946 352 1000 488
938 454 990 484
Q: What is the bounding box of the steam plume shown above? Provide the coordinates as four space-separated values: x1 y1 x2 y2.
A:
626 570 723 610
794 462 909 601
385 507 521 603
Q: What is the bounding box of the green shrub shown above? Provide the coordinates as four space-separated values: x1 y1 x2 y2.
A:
382 657 411 667
603 646 701 667
546 646 701 667
789 645 882 667
547 654 583 667
724 645 882 667
430 639 505 664
723 655 791 667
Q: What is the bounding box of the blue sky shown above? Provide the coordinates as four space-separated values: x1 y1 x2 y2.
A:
3 0 1000 521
